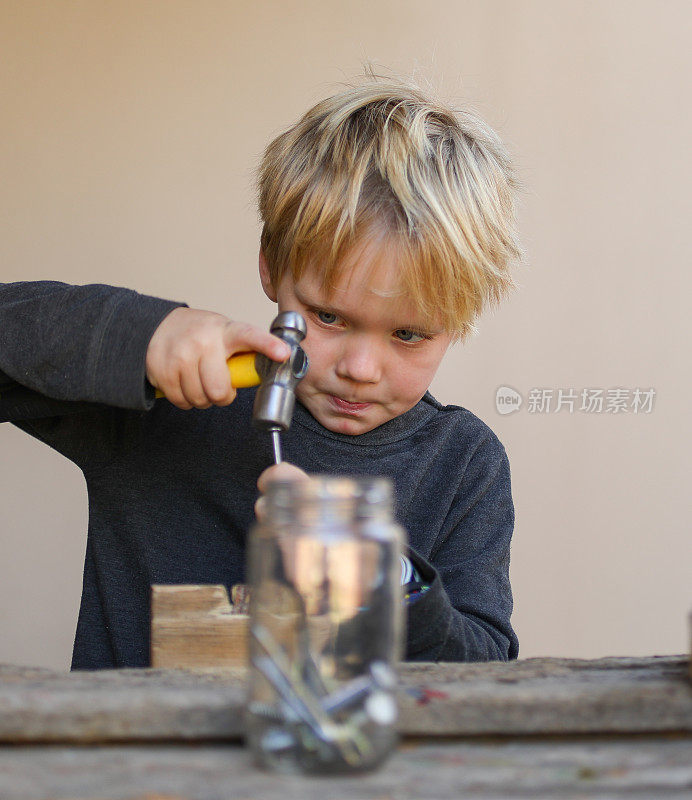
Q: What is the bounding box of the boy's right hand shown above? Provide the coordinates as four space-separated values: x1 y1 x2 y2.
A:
145 307 290 410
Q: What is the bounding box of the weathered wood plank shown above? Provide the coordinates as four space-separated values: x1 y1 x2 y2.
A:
1 740 691 799
0 656 690 743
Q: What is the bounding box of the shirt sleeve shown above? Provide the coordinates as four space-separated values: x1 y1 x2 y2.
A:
404 435 518 662
0 281 184 410
0 281 185 467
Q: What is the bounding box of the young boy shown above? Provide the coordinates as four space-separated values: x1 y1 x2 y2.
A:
0 80 521 669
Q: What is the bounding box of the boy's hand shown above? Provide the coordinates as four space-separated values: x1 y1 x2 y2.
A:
255 462 311 521
146 307 290 410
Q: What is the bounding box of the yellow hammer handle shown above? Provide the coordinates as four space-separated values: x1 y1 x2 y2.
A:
154 351 261 399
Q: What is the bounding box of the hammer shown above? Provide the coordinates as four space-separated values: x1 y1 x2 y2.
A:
155 311 308 464
251 311 308 464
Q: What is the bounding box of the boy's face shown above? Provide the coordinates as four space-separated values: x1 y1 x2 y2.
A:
260 239 452 435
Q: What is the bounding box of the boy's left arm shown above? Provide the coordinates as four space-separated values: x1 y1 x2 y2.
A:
404 436 518 662
257 437 518 663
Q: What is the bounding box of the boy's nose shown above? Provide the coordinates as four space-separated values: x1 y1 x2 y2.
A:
335 336 382 384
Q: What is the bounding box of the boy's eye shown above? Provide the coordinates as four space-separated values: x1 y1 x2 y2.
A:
394 329 425 343
316 310 339 325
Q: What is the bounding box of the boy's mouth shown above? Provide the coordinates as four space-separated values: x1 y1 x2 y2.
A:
328 395 372 414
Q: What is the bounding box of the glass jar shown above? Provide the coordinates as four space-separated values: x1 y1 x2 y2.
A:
245 476 403 774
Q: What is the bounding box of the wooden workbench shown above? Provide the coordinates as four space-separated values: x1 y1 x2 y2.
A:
1 655 691 798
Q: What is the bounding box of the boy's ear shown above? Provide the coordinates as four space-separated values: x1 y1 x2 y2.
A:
258 248 277 302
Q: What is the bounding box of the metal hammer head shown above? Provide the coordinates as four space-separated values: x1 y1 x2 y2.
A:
252 311 309 432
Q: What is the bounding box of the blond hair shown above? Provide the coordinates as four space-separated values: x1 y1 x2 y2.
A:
258 79 521 338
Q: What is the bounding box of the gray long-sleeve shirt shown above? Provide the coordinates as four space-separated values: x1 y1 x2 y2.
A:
0 281 518 668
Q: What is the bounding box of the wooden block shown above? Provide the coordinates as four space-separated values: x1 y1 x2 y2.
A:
151 585 248 669
150 583 334 670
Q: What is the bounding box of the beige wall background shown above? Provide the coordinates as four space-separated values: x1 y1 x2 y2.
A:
1 0 690 669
